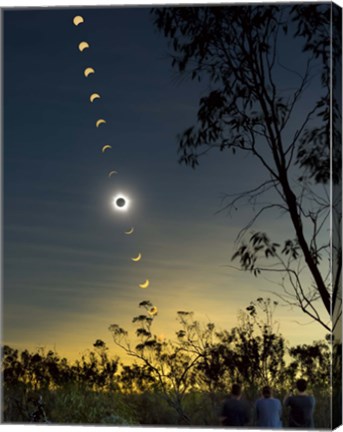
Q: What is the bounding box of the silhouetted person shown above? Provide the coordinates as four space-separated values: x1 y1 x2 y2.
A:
220 383 250 427
255 385 282 428
284 379 315 428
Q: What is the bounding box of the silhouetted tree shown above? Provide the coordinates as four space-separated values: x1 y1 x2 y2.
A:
212 298 286 396
119 363 156 393
2 306 332 425
71 341 119 391
109 300 197 424
109 298 287 419
287 339 331 391
1 342 120 422
152 4 342 331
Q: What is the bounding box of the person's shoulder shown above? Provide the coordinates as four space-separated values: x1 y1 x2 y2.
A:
255 398 262 407
302 395 315 402
221 397 231 411
224 396 236 405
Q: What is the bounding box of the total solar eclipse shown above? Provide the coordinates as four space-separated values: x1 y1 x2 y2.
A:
116 198 126 207
113 194 130 211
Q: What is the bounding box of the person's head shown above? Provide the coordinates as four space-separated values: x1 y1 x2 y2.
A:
262 385 272 398
296 379 308 393
231 383 242 398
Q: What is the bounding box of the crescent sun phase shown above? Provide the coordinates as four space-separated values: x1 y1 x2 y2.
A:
139 279 149 289
131 253 142 262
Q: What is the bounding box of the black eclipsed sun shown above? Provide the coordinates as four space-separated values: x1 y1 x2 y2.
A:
113 194 129 211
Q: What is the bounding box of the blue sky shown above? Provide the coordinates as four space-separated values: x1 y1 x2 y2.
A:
3 5 329 359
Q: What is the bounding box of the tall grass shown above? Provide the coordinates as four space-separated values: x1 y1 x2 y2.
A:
3 384 331 427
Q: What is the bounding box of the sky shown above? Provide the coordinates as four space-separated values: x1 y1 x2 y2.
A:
2 3 331 362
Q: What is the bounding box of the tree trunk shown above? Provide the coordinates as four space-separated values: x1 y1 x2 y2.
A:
280 172 331 315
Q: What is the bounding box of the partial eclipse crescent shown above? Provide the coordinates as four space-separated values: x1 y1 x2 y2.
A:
131 253 142 262
73 16 84 26
78 41 90 52
84 67 95 77
139 279 150 289
108 170 118 178
148 306 158 316
125 227 134 235
102 145 112 153
96 119 106 128
90 93 101 103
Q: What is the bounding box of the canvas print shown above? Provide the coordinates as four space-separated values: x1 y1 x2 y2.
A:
1 2 342 429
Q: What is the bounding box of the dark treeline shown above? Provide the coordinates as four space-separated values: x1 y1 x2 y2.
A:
2 299 334 427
